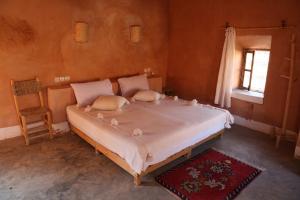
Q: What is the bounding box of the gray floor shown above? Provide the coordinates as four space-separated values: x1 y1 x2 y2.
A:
0 125 299 200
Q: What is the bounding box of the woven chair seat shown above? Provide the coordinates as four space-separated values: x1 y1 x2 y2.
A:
19 107 49 117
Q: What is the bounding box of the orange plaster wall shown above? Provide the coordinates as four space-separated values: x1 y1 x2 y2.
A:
0 0 168 128
168 0 300 131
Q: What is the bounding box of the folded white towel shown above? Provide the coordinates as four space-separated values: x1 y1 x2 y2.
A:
111 118 119 126
173 96 178 101
190 99 198 106
84 105 92 112
97 113 104 119
132 128 143 136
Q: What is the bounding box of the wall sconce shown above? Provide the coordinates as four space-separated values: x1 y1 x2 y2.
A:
75 22 89 43
130 25 142 43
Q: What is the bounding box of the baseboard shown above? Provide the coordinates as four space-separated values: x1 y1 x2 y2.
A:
53 121 70 133
233 115 297 142
0 121 70 141
0 125 22 141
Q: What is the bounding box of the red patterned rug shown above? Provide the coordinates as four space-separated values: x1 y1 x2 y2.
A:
155 149 262 200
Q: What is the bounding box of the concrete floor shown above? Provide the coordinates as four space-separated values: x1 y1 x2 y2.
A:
0 125 299 200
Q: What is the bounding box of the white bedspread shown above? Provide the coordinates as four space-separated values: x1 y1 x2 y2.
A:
66 98 233 174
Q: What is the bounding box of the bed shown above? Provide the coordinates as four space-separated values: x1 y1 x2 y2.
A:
48 75 234 185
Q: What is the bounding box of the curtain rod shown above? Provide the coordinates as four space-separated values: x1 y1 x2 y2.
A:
221 20 296 31
221 26 296 31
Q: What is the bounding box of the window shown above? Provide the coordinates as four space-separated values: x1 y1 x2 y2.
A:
240 49 270 93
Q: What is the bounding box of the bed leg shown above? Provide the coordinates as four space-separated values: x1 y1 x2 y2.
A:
69 123 74 134
186 149 192 159
95 148 101 156
134 174 141 186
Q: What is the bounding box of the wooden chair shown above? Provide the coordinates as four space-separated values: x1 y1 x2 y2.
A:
11 78 53 145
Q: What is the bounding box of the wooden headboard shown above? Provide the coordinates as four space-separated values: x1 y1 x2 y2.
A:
48 76 162 123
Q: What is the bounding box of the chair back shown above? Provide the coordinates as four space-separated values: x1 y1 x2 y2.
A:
11 79 42 96
11 78 45 114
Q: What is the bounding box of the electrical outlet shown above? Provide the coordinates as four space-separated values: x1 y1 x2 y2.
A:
54 77 60 83
54 75 70 83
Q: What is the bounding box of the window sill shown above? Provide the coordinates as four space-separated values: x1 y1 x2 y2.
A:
231 89 264 104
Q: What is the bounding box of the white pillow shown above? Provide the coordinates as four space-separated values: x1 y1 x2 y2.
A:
118 74 149 97
133 90 161 102
92 95 130 111
71 79 114 106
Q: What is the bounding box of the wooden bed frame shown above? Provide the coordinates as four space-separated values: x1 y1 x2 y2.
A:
48 74 224 185
70 124 224 186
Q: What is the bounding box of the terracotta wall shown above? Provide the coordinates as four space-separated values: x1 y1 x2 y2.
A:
168 0 300 131
0 0 168 128
1 0 299 132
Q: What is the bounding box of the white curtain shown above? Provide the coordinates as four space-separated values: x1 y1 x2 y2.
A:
214 27 236 108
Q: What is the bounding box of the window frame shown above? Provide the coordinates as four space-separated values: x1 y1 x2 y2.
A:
240 48 270 93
